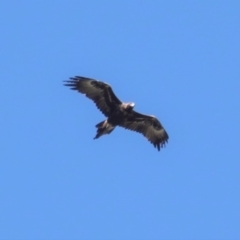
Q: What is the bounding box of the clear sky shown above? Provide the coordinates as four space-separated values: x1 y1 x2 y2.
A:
1 1 240 240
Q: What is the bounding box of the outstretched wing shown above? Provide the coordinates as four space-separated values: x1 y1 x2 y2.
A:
64 76 122 117
119 111 169 151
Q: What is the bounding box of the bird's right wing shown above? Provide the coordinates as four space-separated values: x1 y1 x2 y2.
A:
64 76 122 117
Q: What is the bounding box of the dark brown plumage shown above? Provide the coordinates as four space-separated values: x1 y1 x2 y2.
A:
64 76 169 151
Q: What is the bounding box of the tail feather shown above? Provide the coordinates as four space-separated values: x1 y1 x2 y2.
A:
95 121 105 128
94 120 115 139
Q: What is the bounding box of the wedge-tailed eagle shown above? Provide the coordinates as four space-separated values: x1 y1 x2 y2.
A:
64 76 169 151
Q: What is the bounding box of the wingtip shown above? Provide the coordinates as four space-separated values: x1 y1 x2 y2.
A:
63 79 79 90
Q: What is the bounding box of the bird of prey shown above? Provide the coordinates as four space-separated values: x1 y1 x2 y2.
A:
64 76 169 151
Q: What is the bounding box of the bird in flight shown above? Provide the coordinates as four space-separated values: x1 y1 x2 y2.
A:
64 76 169 151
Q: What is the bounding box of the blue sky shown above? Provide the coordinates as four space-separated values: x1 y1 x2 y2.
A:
1 1 240 240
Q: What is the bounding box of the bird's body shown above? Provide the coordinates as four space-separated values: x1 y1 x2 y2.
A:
64 76 169 151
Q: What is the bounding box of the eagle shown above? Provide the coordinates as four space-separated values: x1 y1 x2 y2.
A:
64 76 169 151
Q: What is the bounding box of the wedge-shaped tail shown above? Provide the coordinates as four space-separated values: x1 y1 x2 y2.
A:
94 120 115 139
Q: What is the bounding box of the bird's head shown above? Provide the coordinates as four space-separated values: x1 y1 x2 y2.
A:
129 102 135 107
127 102 135 110
121 102 135 112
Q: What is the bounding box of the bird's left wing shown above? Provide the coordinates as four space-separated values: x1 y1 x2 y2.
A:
119 111 169 151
